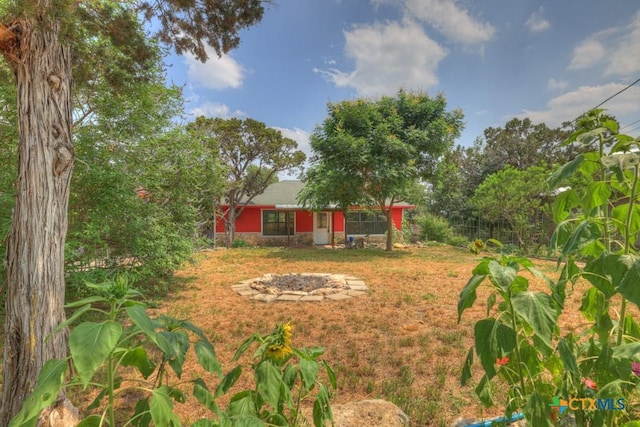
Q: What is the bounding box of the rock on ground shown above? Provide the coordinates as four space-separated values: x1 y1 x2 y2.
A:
40 398 81 427
331 399 410 427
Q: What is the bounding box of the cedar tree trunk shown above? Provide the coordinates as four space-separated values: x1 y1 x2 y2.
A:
0 14 74 425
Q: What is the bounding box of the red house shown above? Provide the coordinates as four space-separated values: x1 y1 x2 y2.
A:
215 180 414 246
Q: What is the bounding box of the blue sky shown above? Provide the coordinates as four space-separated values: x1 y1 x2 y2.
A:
164 0 640 160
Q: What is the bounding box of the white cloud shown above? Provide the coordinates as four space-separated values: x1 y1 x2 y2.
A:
273 127 311 178
273 127 311 158
605 12 640 77
568 39 606 70
315 19 447 96
525 7 550 33
184 45 245 89
187 102 247 119
515 83 640 128
380 0 495 45
569 11 640 77
547 78 568 91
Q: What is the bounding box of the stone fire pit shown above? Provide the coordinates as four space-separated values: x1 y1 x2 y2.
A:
232 273 368 302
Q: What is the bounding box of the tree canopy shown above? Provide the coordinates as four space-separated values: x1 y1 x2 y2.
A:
470 165 551 249
482 117 574 175
305 90 464 251
188 116 305 247
428 117 595 230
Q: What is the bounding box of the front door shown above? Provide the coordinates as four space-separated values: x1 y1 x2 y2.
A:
313 212 330 245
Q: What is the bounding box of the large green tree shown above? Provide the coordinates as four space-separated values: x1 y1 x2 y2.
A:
428 138 484 222
470 165 551 250
0 1 264 423
306 90 464 251
188 116 305 247
67 38 205 282
482 117 575 176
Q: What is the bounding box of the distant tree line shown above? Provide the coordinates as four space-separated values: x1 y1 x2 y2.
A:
425 117 598 252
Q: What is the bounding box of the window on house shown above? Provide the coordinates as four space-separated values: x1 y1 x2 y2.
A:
317 212 328 228
262 210 295 236
345 211 387 235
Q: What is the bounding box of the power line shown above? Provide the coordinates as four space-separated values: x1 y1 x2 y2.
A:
625 122 640 134
620 118 640 131
592 77 640 110
572 77 640 126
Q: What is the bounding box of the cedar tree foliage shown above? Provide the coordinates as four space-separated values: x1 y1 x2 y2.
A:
0 0 265 423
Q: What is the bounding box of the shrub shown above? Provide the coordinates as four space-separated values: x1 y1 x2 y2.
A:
401 218 416 243
384 223 406 245
446 235 468 248
231 239 249 248
416 213 454 243
415 213 468 247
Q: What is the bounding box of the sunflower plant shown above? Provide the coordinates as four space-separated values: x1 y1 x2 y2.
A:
9 274 223 427
459 110 640 426
192 322 337 427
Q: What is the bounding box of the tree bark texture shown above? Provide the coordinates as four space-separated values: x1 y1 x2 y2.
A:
0 13 74 425
385 208 393 252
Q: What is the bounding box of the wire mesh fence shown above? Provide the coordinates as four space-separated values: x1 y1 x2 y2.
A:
450 217 554 249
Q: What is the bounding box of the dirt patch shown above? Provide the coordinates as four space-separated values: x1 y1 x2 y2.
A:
251 273 348 294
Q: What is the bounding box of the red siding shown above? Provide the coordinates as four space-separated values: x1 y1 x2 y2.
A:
333 211 345 232
296 211 313 232
236 208 262 232
216 206 408 235
392 208 404 229
216 207 266 233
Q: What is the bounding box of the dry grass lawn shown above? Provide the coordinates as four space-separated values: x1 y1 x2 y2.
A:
147 245 582 426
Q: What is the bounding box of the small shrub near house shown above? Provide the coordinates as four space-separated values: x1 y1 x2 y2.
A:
231 239 250 248
417 212 467 246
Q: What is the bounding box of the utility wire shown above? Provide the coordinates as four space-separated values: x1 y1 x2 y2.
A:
625 122 640 134
571 77 640 127
620 118 640 131
592 77 640 111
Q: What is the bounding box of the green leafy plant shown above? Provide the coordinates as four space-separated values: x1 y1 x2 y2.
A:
459 110 640 426
417 212 455 243
9 274 222 427
191 322 337 427
231 239 250 248
458 247 562 424
547 110 640 426
11 276 336 427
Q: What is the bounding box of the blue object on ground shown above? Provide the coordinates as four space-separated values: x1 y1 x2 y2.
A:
464 412 525 427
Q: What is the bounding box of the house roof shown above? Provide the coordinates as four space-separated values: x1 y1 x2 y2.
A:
248 180 305 206
245 180 414 209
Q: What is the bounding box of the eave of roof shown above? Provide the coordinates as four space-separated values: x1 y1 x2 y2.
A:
237 180 415 209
